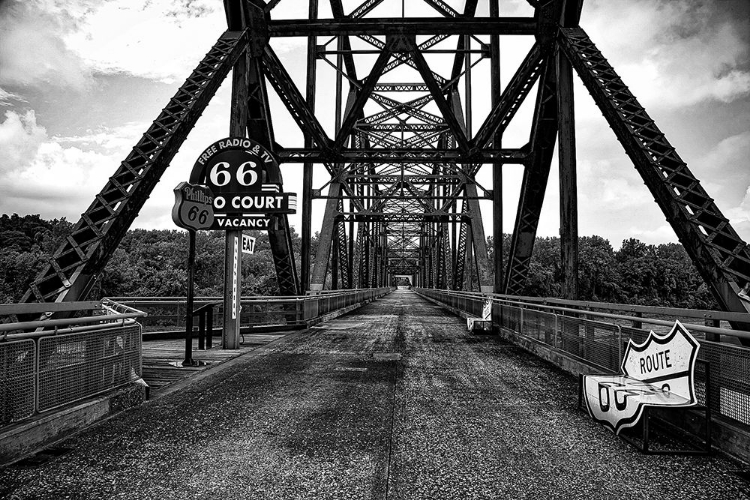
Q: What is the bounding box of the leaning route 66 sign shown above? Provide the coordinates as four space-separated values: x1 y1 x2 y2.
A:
172 182 214 231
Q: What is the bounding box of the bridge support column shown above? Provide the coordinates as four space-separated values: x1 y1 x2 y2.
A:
558 46 579 300
464 183 492 292
310 182 343 291
222 47 250 350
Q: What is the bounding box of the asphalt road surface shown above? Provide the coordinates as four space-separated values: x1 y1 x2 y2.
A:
1 290 749 499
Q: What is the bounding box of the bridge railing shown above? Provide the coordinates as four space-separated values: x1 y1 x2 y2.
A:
417 288 750 430
110 288 393 333
0 301 146 427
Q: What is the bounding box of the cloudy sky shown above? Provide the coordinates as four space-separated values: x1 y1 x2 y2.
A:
0 0 748 249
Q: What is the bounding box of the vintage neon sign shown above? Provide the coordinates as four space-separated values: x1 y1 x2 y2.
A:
190 137 296 230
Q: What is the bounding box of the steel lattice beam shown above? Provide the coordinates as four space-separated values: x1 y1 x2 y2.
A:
560 27 750 319
24 30 249 304
505 55 558 295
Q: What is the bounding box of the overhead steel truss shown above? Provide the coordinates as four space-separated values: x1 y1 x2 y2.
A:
25 0 750 330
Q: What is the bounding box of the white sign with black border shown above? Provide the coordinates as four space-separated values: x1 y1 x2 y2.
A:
242 234 256 255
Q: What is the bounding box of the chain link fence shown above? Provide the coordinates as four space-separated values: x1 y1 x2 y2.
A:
1 301 145 429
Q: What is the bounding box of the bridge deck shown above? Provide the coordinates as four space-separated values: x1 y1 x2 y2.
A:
1 290 748 499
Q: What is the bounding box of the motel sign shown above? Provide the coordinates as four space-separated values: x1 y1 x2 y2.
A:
191 137 297 230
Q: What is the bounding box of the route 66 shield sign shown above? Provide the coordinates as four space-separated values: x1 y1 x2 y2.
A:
172 182 214 231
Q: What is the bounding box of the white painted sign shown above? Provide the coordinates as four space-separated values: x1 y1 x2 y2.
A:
232 236 238 320
482 298 492 321
241 234 256 255
582 320 699 434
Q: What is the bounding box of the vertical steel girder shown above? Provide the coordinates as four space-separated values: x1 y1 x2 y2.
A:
442 221 453 289
23 30 249 304
301 0 318 293
453 204 469 290
560 27 750 317
352 221 365 288
245 51 301 296
310 182 343 289
505 56 558 295
464 183 492 290
336 198 351 288
557 49 579 300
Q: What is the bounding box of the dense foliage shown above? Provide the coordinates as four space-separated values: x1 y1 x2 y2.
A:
489 234 716 309
1 214 717 309
0 213 308 302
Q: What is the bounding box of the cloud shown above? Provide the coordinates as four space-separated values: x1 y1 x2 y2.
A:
690 131 750 212
64 0 224 84
626 224 679 246
0 88 26 106
55 122 150 151
584 0 750 109
0 110 48 168
725 186 750 242
0 1 94 89
0 110 123 220
0 0 223 91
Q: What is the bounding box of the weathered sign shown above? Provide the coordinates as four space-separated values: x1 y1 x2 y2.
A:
171 182 214 231
582 320 700 434
482 298 492 321
191 137 296 230
242 234 256 255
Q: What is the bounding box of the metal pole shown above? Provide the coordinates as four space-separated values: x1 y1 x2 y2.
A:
206 304 213 350
198 308 206 350
184 230 196 366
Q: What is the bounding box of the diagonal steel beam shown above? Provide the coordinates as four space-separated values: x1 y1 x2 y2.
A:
329 0 359 81
24 30 249 304
471 43 544 152
409 45 470 152
261 45 332 151
422 0 459 18
560 26 750 321
334 46 392 150
504 56 558 294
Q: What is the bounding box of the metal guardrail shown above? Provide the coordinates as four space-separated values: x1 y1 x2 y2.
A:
0 290 392 429
417 288 750 429
111 288 394 333
0 301 146 427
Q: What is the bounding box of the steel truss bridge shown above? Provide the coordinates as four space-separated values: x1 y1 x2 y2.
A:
21 0 750 328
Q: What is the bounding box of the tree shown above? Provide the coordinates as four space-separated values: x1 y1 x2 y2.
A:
577 236 619 302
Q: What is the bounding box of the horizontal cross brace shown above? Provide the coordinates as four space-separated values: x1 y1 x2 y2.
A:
277 148 527 164
269 18 536 37
315 195 488 200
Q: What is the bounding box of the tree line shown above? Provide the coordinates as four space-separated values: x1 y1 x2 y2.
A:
1 213 717 309
0 213 300 302
491 235 716 309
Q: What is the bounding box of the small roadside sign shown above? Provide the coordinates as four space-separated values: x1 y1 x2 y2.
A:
242 234 256 255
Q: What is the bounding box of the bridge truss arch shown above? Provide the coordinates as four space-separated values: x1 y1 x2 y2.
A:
23 0 750 326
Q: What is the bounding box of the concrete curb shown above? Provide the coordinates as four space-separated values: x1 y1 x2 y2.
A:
0 383 146 466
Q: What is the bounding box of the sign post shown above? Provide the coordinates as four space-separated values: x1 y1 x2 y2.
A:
190 137 296 349
172 182 214 365
224 232 241 349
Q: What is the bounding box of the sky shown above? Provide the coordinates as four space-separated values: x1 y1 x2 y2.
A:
0 0 749 250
